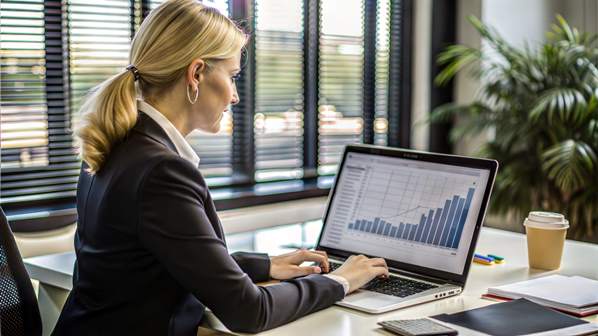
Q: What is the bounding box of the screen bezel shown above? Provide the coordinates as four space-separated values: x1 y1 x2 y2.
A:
315 144 498 287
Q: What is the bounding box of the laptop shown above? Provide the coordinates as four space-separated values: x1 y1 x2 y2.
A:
316 144 498 314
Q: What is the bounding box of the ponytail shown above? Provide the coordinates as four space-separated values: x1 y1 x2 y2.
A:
76 69 138 174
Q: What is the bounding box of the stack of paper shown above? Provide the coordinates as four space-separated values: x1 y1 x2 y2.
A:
484 275 598 317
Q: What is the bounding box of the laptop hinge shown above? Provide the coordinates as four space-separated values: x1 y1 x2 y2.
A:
390 267 463 287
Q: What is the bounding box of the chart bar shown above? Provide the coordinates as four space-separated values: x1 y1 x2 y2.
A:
437 195 459 246
425 208 443 243
376 220 384 234
398 222 405 238
430 199 451 244
372 217 380 233
443 197 465 247
383 223 391 236
451 188 475 248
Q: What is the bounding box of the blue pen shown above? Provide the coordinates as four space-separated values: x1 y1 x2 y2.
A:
474 254 493 262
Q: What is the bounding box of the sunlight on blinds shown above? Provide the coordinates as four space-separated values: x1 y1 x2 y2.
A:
0 0 48 168
254 0 304 182
318 0 364 175
67 0 132 127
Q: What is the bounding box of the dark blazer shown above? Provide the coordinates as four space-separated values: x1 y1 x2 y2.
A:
52 113 344 336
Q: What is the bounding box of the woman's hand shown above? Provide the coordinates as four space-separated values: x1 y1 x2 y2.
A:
269 249 329 280
331 255 389 293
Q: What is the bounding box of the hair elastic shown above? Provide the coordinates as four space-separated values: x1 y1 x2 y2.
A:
126 64 140 81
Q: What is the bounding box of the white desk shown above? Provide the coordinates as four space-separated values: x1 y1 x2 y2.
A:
25 227 598 336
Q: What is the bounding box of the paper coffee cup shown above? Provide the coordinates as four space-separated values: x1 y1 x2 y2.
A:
524 211 569 270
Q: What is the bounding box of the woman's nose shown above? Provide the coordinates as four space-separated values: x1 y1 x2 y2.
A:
231 86 239 105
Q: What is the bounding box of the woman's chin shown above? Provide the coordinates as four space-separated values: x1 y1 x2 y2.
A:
196 124 220 134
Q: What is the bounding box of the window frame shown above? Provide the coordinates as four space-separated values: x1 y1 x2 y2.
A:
1 0 415 232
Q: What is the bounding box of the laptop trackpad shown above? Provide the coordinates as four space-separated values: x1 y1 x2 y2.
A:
341 290 403 309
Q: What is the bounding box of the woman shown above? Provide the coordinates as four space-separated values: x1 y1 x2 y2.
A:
53 1 389 335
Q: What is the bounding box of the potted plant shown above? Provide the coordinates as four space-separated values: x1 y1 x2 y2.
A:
432 16 598 239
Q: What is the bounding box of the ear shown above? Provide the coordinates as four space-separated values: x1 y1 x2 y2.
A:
186 58 206 89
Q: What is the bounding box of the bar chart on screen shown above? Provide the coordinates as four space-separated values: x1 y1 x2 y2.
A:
347 187 475 249
322 153 482 256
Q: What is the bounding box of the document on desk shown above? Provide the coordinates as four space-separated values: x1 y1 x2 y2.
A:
488 274 598 307
485 274 598 316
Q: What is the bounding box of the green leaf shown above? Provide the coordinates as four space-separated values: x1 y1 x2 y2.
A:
529 88 587 123
435 46 481 86
542 140 598 192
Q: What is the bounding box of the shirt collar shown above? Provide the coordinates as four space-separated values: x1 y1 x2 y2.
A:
137 100 200 167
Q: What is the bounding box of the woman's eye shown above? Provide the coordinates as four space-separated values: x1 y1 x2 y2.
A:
231 74 241 83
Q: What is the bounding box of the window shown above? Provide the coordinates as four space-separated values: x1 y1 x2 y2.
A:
1 0 80 208
67 0 132 124
254 0 304 182
0 0 413 228
375 0 390 146
1 0 48 170
318 0 364 175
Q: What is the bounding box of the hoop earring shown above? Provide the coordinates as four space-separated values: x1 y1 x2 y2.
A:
186 85 199 104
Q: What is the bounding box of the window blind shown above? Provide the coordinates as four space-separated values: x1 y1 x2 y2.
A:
68 0 132 125
0 0 81 206
375 0 390 146
318 0 364 175
254 0 304 182
0 0 48 170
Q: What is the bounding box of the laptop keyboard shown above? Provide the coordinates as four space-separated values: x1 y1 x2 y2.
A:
327 262 437 298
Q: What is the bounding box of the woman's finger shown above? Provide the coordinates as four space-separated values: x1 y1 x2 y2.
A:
296 250 327 265
312 250 328 258
368 257 388 268
296 265 322 276
311 250 329 272
372 265 390 278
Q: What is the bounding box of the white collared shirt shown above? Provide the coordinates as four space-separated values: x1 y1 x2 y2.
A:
137 100 200 168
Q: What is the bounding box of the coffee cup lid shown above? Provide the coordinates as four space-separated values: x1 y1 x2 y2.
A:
528 211 565 223
524 219 569 229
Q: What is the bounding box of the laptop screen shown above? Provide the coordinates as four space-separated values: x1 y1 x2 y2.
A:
319 150 492 276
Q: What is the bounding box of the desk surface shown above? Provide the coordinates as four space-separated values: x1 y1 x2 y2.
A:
25 227 598 336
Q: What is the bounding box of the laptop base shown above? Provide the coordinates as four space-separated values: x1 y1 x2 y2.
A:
337 285 462 314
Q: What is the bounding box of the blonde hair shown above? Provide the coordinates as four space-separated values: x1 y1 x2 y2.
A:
76 0 247 173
